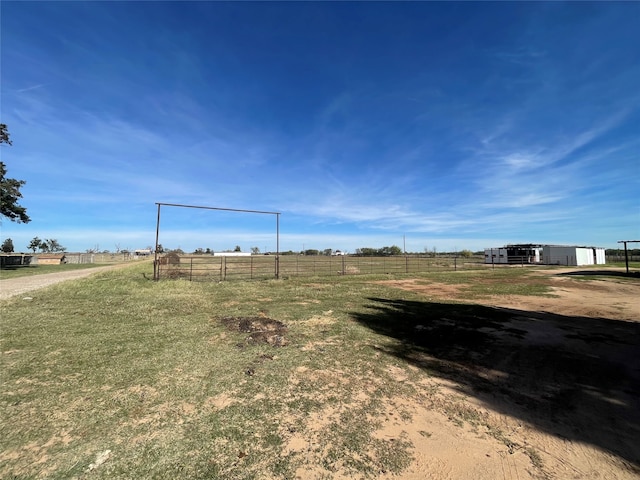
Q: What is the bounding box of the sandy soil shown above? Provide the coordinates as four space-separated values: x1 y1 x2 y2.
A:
368 268 640 480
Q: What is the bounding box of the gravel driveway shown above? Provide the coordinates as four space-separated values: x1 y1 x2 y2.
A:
0 265 128 300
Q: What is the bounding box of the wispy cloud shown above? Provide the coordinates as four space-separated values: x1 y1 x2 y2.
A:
15 84 47 93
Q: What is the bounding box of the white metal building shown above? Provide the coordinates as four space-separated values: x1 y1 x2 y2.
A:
484 248 509 264
542 246 606 266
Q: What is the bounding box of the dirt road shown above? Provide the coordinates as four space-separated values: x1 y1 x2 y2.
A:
0 265 128 300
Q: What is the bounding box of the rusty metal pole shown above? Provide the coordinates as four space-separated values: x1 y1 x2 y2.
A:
154 203 161 280
276 213 280 279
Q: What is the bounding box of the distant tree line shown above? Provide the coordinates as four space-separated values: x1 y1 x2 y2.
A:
355 246 403 256
153 246 482 257
27 237 66 253
607 248 640 256
0 237 66 253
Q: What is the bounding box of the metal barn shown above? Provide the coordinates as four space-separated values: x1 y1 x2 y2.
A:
485 244 606 266
484 244 543 264
542 246 606 266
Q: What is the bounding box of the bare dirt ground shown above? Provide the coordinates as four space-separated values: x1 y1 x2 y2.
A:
0 264 128 300
370 268 640 480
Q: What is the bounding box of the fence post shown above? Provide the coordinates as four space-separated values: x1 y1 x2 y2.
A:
190 257 193 281
342 255 346 275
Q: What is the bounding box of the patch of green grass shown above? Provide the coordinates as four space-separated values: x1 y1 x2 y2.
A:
606 261 640 270
464 280 553 297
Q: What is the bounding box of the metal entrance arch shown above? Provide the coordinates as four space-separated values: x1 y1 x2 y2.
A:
618 240 640 274
153 202 281 280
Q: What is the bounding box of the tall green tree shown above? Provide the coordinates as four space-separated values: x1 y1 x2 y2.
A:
0 124 30 223
28 237 43 252
1 238 14 253
42 238 66 253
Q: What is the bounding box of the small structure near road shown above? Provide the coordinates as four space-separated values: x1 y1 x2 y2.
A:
37 254 67 265
0 253 33 267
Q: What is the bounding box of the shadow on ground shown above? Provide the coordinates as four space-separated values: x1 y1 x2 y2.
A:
0 265 36 271
352 297 640 469
559 270 640 279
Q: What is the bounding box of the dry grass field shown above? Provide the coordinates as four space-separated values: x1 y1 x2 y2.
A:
1 263 639 479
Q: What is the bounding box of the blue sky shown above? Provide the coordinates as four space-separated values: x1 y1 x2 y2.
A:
1 2 638 253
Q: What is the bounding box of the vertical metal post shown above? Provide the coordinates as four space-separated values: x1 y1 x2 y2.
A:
623 241 629 274
276 213 280 279
153 203 161 280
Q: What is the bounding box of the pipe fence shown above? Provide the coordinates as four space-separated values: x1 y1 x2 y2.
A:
155 254 486 281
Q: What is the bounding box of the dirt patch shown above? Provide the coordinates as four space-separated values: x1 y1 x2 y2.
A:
374 279 464 299
204 392 236 410
376 273 640 322
218 316 288 347
361 272 640 479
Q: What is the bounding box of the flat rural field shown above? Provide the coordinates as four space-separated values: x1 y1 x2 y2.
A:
1 263 639 479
